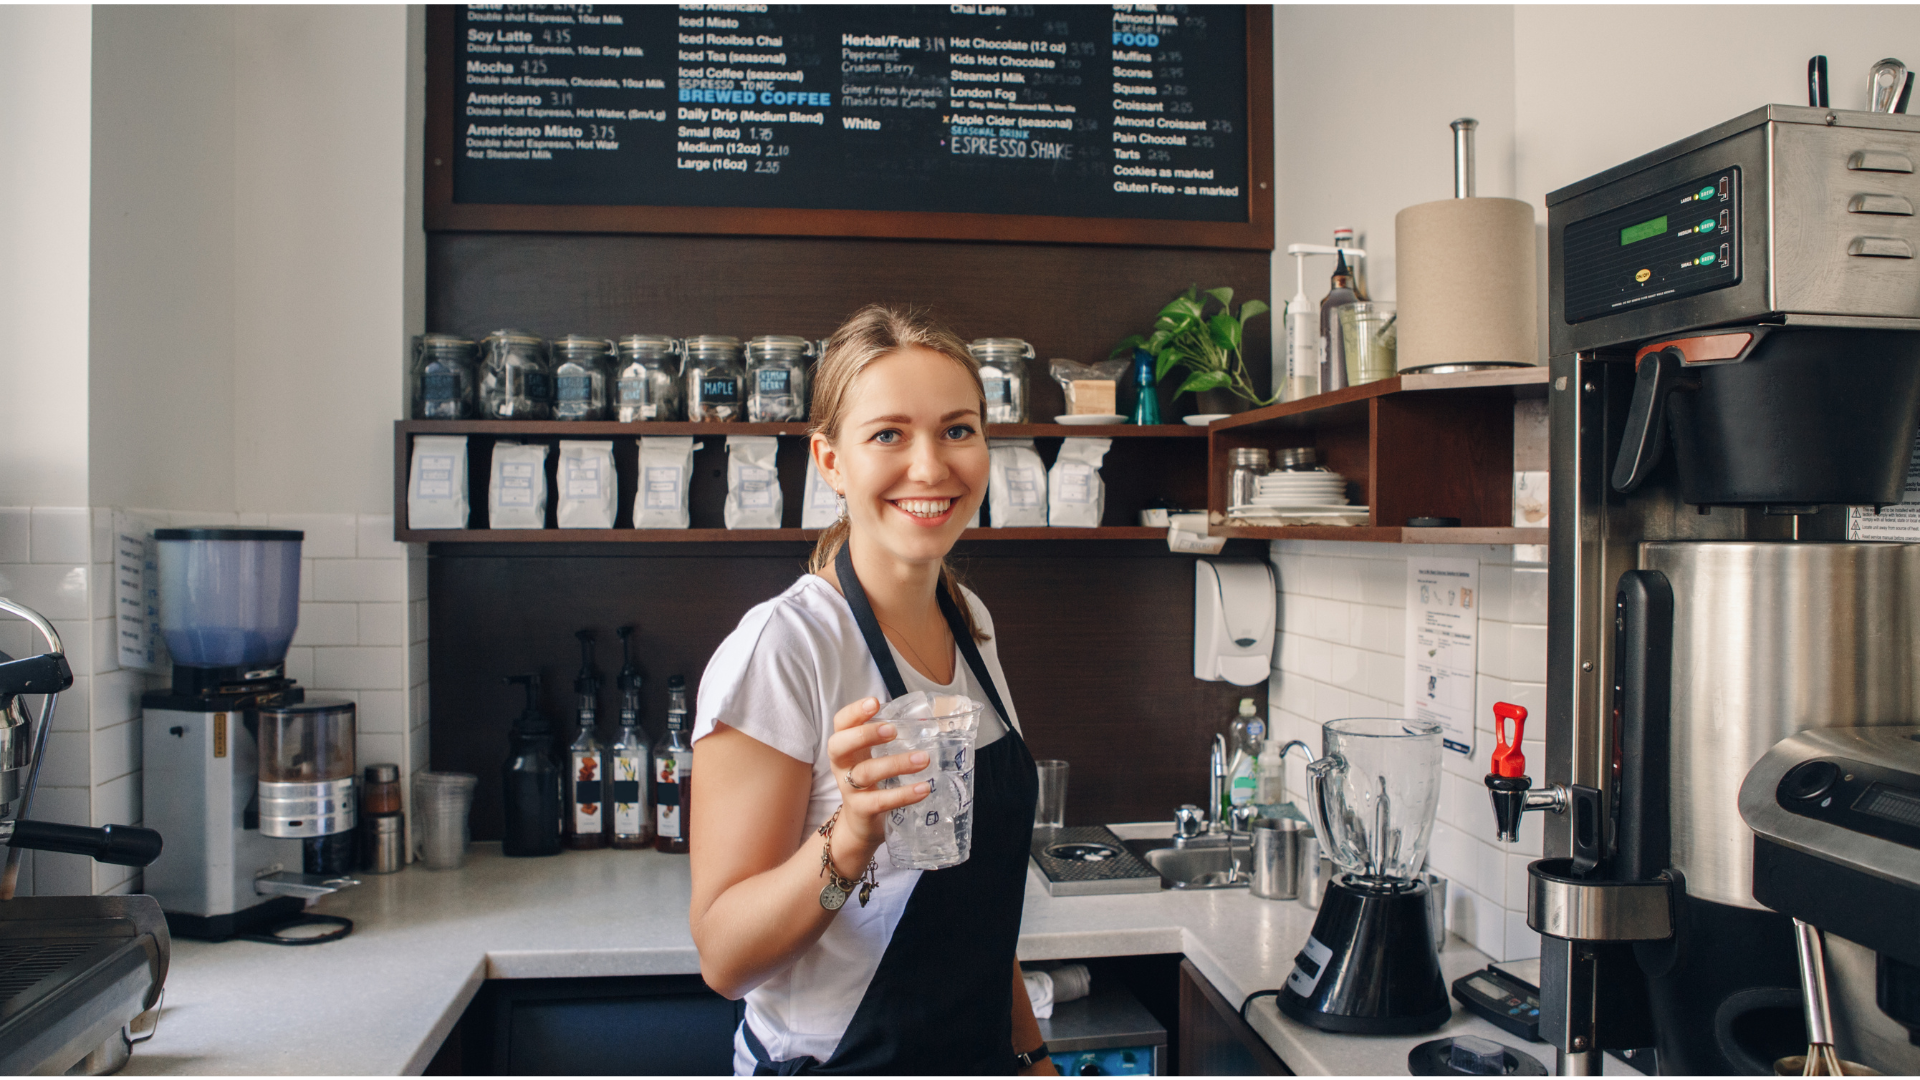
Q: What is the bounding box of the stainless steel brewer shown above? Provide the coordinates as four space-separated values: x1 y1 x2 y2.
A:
1490 103 1920 1075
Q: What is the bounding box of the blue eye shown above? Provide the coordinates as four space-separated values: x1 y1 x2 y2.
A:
945 424 976 440
872 429 900 445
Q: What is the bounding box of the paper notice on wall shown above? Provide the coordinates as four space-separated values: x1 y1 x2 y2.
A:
1405 556 1480 756
113 511 166 672
1847 430 1920 540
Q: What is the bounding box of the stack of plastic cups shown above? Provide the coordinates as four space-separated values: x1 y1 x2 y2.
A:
413 771 478 870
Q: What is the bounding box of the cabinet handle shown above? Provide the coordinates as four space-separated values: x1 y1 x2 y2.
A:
1848 150 1915 173
1848 193 1916 216
1848 236 1915 258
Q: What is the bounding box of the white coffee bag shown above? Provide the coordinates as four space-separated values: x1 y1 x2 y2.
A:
556 440 616 529
407 435 469 529
724 436 783 529
1048 437 1112 528
801 453 841 528
488 441 549 529
636 436 696 529
988 438 1047 528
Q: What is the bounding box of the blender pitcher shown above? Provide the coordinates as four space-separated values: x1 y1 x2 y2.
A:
1281 717 1452 1035
1305 717 1443 885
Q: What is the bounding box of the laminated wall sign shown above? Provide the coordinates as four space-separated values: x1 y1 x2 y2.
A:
1404 557 1480 756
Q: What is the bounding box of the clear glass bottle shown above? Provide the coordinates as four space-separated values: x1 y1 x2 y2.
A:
969 338 1033 423
684 336 746 422
564 630 607 850
411 334 477 419
610 626 653 848
614 335 684 422
479 329 552 419
745 336 814 422
551 336 615 421
655 674 692 854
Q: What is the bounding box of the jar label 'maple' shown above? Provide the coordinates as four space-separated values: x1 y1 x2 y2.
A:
701 377 741 401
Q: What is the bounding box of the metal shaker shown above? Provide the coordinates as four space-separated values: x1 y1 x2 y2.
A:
365 814 405 874
1251 818 1310 900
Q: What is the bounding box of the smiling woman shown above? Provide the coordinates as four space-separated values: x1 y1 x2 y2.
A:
687 305 1055 1075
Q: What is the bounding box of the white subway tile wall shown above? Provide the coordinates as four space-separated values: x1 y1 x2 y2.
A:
0 507 426 896
1269 538 1548 963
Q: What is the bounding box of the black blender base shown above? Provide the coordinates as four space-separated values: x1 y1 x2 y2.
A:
1278 877 1451 1035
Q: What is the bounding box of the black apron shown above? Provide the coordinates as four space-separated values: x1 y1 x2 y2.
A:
742 543 1038 1075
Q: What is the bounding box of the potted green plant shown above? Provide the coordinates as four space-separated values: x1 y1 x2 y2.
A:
1112 286 1272 414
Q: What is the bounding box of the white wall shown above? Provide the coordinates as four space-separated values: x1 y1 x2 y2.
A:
232 5 417 515
0 7 93 508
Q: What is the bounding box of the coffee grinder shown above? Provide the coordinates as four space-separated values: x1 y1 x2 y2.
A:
1282 718 1451 1034
141 528 359 942
1486 104 1920 1073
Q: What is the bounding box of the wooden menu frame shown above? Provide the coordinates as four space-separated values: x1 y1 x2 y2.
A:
424 6 1273 250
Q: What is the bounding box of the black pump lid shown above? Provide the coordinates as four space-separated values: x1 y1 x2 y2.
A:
616 626 642 716
574 630 600 698
504 673 547 732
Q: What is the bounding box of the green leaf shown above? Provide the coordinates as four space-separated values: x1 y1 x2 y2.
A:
1154 348 1183 381
1208 312 1241 352
1177 369 1231 395
1108 333 1147 360
1239 299 1270 324
1204 286 1235 310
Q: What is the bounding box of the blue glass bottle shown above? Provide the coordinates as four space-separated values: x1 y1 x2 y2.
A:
1131 348 1162 425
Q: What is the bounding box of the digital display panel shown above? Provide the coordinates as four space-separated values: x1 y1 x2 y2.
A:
1620 216 1668 246
1467 976 1506 998
1854 784 1920 829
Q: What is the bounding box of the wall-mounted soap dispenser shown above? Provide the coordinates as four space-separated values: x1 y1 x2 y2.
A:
1194 558 1276 685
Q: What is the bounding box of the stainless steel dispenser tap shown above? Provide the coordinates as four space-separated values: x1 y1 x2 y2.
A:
1208 733 1227 833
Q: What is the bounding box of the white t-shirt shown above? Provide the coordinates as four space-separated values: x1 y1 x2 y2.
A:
692 573 1021 1071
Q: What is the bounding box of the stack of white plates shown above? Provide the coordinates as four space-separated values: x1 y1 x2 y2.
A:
1229 469 1367 521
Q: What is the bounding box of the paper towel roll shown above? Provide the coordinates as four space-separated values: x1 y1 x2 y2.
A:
1394 197 1539 369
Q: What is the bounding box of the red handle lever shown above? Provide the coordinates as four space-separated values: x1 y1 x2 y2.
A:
1491 702 1528 778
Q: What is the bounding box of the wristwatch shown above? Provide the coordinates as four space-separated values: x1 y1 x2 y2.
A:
1014 1043 1050 1070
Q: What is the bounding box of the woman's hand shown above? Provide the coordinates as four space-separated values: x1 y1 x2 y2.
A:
824 696 933 870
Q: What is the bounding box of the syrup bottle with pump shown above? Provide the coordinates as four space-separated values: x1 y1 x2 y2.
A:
501 673 563 857
564 630 608 850
609 626 653 849
654 675 693 854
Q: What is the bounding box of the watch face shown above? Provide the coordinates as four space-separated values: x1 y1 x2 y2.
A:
819 882 849 911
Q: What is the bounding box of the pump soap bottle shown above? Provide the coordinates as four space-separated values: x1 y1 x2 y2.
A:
655 675 693 854
610 626 653 849
1284 247 1322 402
564 630 608 850
501 673 563 857
1227 697 1265 811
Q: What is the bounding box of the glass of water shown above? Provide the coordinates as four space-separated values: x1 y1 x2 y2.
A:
867 692 983 870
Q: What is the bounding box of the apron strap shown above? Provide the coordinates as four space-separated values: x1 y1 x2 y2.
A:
833 541 1013 730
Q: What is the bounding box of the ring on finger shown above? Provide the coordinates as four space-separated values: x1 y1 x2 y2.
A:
844 766 868 791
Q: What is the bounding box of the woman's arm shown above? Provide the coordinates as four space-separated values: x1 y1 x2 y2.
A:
1011 962 1059 1076
689 698 930 999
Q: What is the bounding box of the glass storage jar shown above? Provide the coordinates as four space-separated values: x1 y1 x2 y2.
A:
614 335 684 421
969 338 1034 424
746 335 815 422
551 335 615 421
479 329 552 419
411 334 477 419
684 335 746 422
1229 447 1272 508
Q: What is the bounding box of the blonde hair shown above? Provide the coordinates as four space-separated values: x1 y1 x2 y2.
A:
806 304 989 644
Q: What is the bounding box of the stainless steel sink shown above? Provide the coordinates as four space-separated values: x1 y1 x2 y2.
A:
1122 836 1251 890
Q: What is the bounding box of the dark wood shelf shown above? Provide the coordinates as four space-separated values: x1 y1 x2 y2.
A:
1203 368 1551 544
400 525 1174 544
396 420 1206 439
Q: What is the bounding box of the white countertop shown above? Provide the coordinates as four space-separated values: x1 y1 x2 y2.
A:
129 836 1540 1075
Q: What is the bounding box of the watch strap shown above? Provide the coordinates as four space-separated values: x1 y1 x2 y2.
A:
1015 1043 1050 1069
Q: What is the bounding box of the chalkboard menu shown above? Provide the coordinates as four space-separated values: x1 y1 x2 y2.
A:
426 5 1272 248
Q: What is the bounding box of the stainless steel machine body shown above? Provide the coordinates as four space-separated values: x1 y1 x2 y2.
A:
1538 105 1920 1074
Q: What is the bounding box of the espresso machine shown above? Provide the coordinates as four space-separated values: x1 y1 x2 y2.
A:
1484 104 1920 1074
141 528 360 943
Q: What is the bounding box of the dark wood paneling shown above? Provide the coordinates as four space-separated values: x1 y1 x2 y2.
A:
429 539 1265 841
426 232 1271 425
1178 959 1291 1076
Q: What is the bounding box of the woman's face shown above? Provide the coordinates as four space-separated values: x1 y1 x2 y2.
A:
815 346 988 571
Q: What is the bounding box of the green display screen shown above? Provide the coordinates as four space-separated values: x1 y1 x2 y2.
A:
1620 216 1668 246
